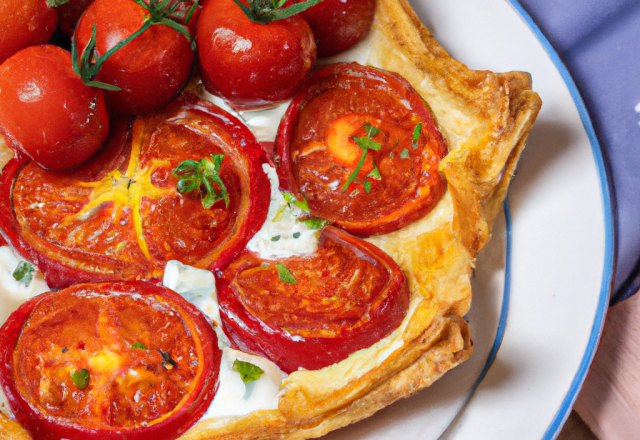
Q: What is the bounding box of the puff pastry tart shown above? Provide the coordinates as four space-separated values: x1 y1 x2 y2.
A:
0 0 541 438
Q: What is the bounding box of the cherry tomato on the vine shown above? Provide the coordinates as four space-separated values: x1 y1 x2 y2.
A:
196 0 316 110
0 45 109 170
0 0 57 65
75 0 195 116
295 0 376 58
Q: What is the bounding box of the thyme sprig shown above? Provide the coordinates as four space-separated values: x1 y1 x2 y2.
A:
341 123 382 191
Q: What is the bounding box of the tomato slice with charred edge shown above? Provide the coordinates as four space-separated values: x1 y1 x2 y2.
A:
0 94 270 288
276 63 448 237
0 281 221 440
217 226 409 374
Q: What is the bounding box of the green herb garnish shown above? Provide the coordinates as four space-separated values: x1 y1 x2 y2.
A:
364 181 372 194
132 342 147 350
293 232 301 239
71 0 198 90
298 217 327 230
342 123 382 191
233 360 264 384
412 123 422 149
400 149 410 159
276 263 297 284
365 160 381 181
70 369 90 389
282 192 310 212
12 261 34 287
231 0 323 25
173 154 229 209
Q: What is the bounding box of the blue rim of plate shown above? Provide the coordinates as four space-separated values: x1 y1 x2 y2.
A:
501 1 616 438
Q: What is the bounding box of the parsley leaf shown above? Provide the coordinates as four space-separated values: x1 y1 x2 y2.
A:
365 160 381 181
364 181 372 194
70 369 90 389
233 360 263 384
342 122 382 191
12 261 34 286
173 154 229 209
282 192 310 212
131 342 146 350
276 263 297 284
298 217 327 230
293 232 301 239
412 123 422 149
400 149 410 159
270 235 281 242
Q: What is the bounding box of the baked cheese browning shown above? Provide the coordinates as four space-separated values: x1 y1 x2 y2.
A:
3 95 271 288
277 63 448 237
218 226 409 373
13 286 200 428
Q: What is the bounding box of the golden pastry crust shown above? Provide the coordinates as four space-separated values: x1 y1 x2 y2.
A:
0 0 541 437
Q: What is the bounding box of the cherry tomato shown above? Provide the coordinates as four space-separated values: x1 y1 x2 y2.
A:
0 45 109 170
58 0 96 36
0 95 270 289
296 0 376 57
0 1 57 65
218 226 409 373
75 0 195 116
196 0 316 110
0 281 221 440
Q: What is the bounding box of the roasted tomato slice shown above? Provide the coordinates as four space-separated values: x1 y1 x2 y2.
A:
0 94 270 288
217 226 409 373
276 63 448 236
0 281 221 440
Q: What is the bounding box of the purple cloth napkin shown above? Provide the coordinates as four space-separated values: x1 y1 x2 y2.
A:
518 0 640 304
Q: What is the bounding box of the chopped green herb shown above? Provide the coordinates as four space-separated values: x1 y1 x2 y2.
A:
233 360 264 384
365 160 381 181
390 152 395 158
173 154 229 209
298 217 327 230
282 192 310 212
276 263 297 284
293 232 301 239
132 342 146 350
400 149 410 159
342 122 382 191
364 181 372 194
412 123 422 149
270 235 281 242
12 261 34 287
70 369 90 389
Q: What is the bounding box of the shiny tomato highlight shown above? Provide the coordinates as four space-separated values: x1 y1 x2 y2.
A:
276 63 448 236
0 282 221 440
196 0 316 110
217 226 409 373
0 0 57 65
0 95 270 288
0 45 109 170
75 0 194 115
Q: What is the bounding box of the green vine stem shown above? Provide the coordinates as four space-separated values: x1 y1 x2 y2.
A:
232 0 324 24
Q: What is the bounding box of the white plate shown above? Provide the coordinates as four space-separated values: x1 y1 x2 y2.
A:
319 0 613 438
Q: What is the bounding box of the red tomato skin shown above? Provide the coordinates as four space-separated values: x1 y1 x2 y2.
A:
0 1 57 65
0 45 109 170
58 0 96 36
297 0 376 57
75 0 194 116
196 0 316 110
0 282 221 440
217 226 410 374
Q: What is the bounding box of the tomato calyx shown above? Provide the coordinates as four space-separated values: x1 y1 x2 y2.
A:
71 0 198 91
232 0 323 24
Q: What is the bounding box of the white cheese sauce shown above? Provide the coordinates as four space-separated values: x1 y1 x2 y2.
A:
246 164 319 259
